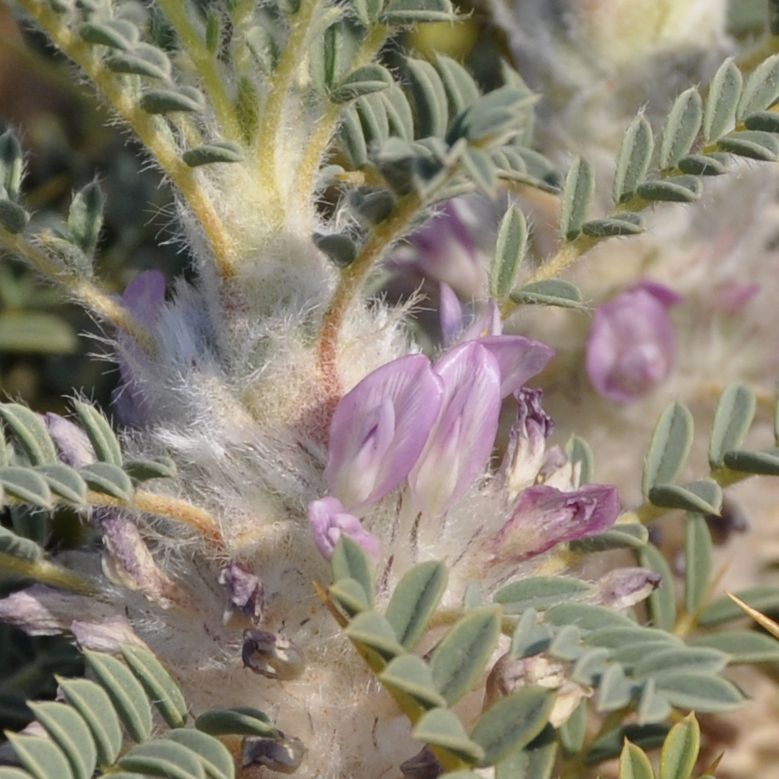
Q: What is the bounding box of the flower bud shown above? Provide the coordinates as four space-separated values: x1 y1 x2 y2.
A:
44 412 95 467
308 497 380 561
219 561 264 626
504 388 554 498
242 734 306 773
326 354 442 510
242 629 305 680
586 281 680 404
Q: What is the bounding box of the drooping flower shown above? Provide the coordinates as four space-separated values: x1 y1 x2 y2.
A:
308 496 381 561
586 281 681 404
219 562 264 626
493 483 620 561
504 388 555 499
408 342 502 516
325 354 442 510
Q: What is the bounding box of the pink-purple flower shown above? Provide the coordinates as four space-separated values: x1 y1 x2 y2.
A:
408 342 502 516
308 497 381 561
586 281 681 404
493 483 619 561
325 354 443 511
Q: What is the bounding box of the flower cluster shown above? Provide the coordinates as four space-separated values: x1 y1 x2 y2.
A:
309 327 621 573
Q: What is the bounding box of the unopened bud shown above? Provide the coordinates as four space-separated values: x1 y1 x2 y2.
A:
242 629 305 680
242 734 305 773
219 562 263 627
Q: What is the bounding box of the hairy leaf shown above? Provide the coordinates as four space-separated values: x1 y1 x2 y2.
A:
430 607 500 705
386 560 447 650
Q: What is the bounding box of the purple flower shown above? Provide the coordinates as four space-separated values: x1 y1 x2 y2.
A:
586 281 680 404
325 354 443 510
308 497 381 561
219 562 264 625
408 342 502 516
493 483 619 561
114 270 166 425
504 389 555 498
477 335 554 398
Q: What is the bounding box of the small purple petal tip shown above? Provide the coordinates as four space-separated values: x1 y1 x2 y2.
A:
308 496 381 561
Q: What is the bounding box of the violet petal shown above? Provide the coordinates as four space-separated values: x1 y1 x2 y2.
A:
122 269 166 320
439 283 464 347
408 342 502 516
325 354 443 510
308 496 381 561
494 483 620 561
477 335 555 398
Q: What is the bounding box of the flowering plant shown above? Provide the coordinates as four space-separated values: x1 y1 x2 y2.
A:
2 0 779 778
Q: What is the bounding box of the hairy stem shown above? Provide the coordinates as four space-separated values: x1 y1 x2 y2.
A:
156 0 241 139
317 192 422 395
0 552 97 594
16 0 236 279
294 24 389 197
0 228 156 352
87 490 224 546
255 0 321 222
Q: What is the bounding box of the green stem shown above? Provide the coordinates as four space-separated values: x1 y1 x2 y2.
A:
156 0 241 139
255 0 321 220
0 552 97 594
294 23 389 197
0 227 155 352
